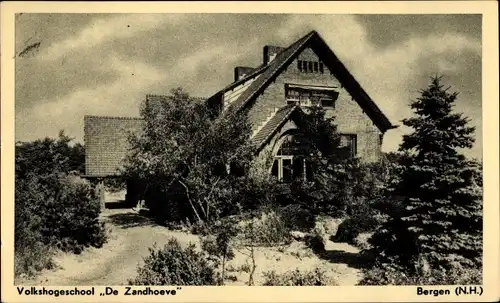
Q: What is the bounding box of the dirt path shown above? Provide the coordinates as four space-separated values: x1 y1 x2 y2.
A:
19 208 200 286
18 198 364 286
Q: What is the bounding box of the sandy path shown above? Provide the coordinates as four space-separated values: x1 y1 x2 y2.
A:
18 199 363 286
19 208 200 286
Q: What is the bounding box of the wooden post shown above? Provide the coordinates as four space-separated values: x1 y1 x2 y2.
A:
97 178 105 210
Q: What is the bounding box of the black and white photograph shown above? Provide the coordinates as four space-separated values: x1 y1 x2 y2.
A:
2 2 499 302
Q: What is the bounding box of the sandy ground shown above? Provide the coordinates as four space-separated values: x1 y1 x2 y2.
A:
18 191 364 286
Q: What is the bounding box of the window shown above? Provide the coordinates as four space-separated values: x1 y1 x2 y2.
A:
339 134 357 157
285 84 339 108
320 97 335 108
272 134 311 182
297 60 325 74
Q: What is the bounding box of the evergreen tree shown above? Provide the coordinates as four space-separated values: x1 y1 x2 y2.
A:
369 76 482 271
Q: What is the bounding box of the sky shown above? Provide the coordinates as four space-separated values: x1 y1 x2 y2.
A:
15 13 482 160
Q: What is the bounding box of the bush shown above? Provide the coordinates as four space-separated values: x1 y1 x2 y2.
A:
39 176 107 252
241 208 292 246
305 230 326 254
15 175 107 258
130 238 217 285
200 219 239 284
14 241 55 278
359 262 482 285
15 132 105 277
334 202 383 243
262 268 336 286
281 204 316 232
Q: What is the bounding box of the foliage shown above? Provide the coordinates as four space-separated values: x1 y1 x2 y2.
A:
240 208 292 247
280 204 316 232
262 267 336 286
123 88 256 223
281 106 387 218
15 132 105 277
14 240 55 278
103 177 127 193
200 218 240 284
130 238 217 285
359 262 482 285
368 76 483 272
334 202 385 243
304 232 326 254
16 130 85 179
15 176 55 277
16 174 107 254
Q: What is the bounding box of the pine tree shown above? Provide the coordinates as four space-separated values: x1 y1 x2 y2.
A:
369 76 482 271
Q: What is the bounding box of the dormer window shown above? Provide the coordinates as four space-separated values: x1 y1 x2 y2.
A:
285 83 339 108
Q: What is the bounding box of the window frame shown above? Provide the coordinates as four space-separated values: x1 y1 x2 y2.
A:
285 84 339 108
339 133 358 157
271 133 310 182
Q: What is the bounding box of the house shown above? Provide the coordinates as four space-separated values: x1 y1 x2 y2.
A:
84 30 396 205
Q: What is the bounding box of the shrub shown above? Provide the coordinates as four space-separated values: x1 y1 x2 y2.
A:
130 238 217 285
15 175 107 257
281 204 316 232
201 218 239 284
262 268 336 286
241 208 292 246
334 201 383 243
305 230 326 254
15 132 105 277
103 177 127 193
359 262 482 285
40 176 107 252
14 241 55 278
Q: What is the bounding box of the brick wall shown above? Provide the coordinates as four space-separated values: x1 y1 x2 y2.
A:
249 47 382 163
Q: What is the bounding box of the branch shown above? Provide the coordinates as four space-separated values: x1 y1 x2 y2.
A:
204 176 221 220
178 179 203 223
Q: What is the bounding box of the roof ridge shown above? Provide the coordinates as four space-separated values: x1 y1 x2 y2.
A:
146 94 207 100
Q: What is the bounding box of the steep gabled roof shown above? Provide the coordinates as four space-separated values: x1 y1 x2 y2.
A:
215 30 395 133
250 105 299 150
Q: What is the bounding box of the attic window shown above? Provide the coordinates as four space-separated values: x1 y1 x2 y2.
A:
297 60 325 74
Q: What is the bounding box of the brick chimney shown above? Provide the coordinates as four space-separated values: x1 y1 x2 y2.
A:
263 45 284 65
234 66 254 82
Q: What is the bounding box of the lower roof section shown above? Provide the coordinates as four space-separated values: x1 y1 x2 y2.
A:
84 115 144 177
